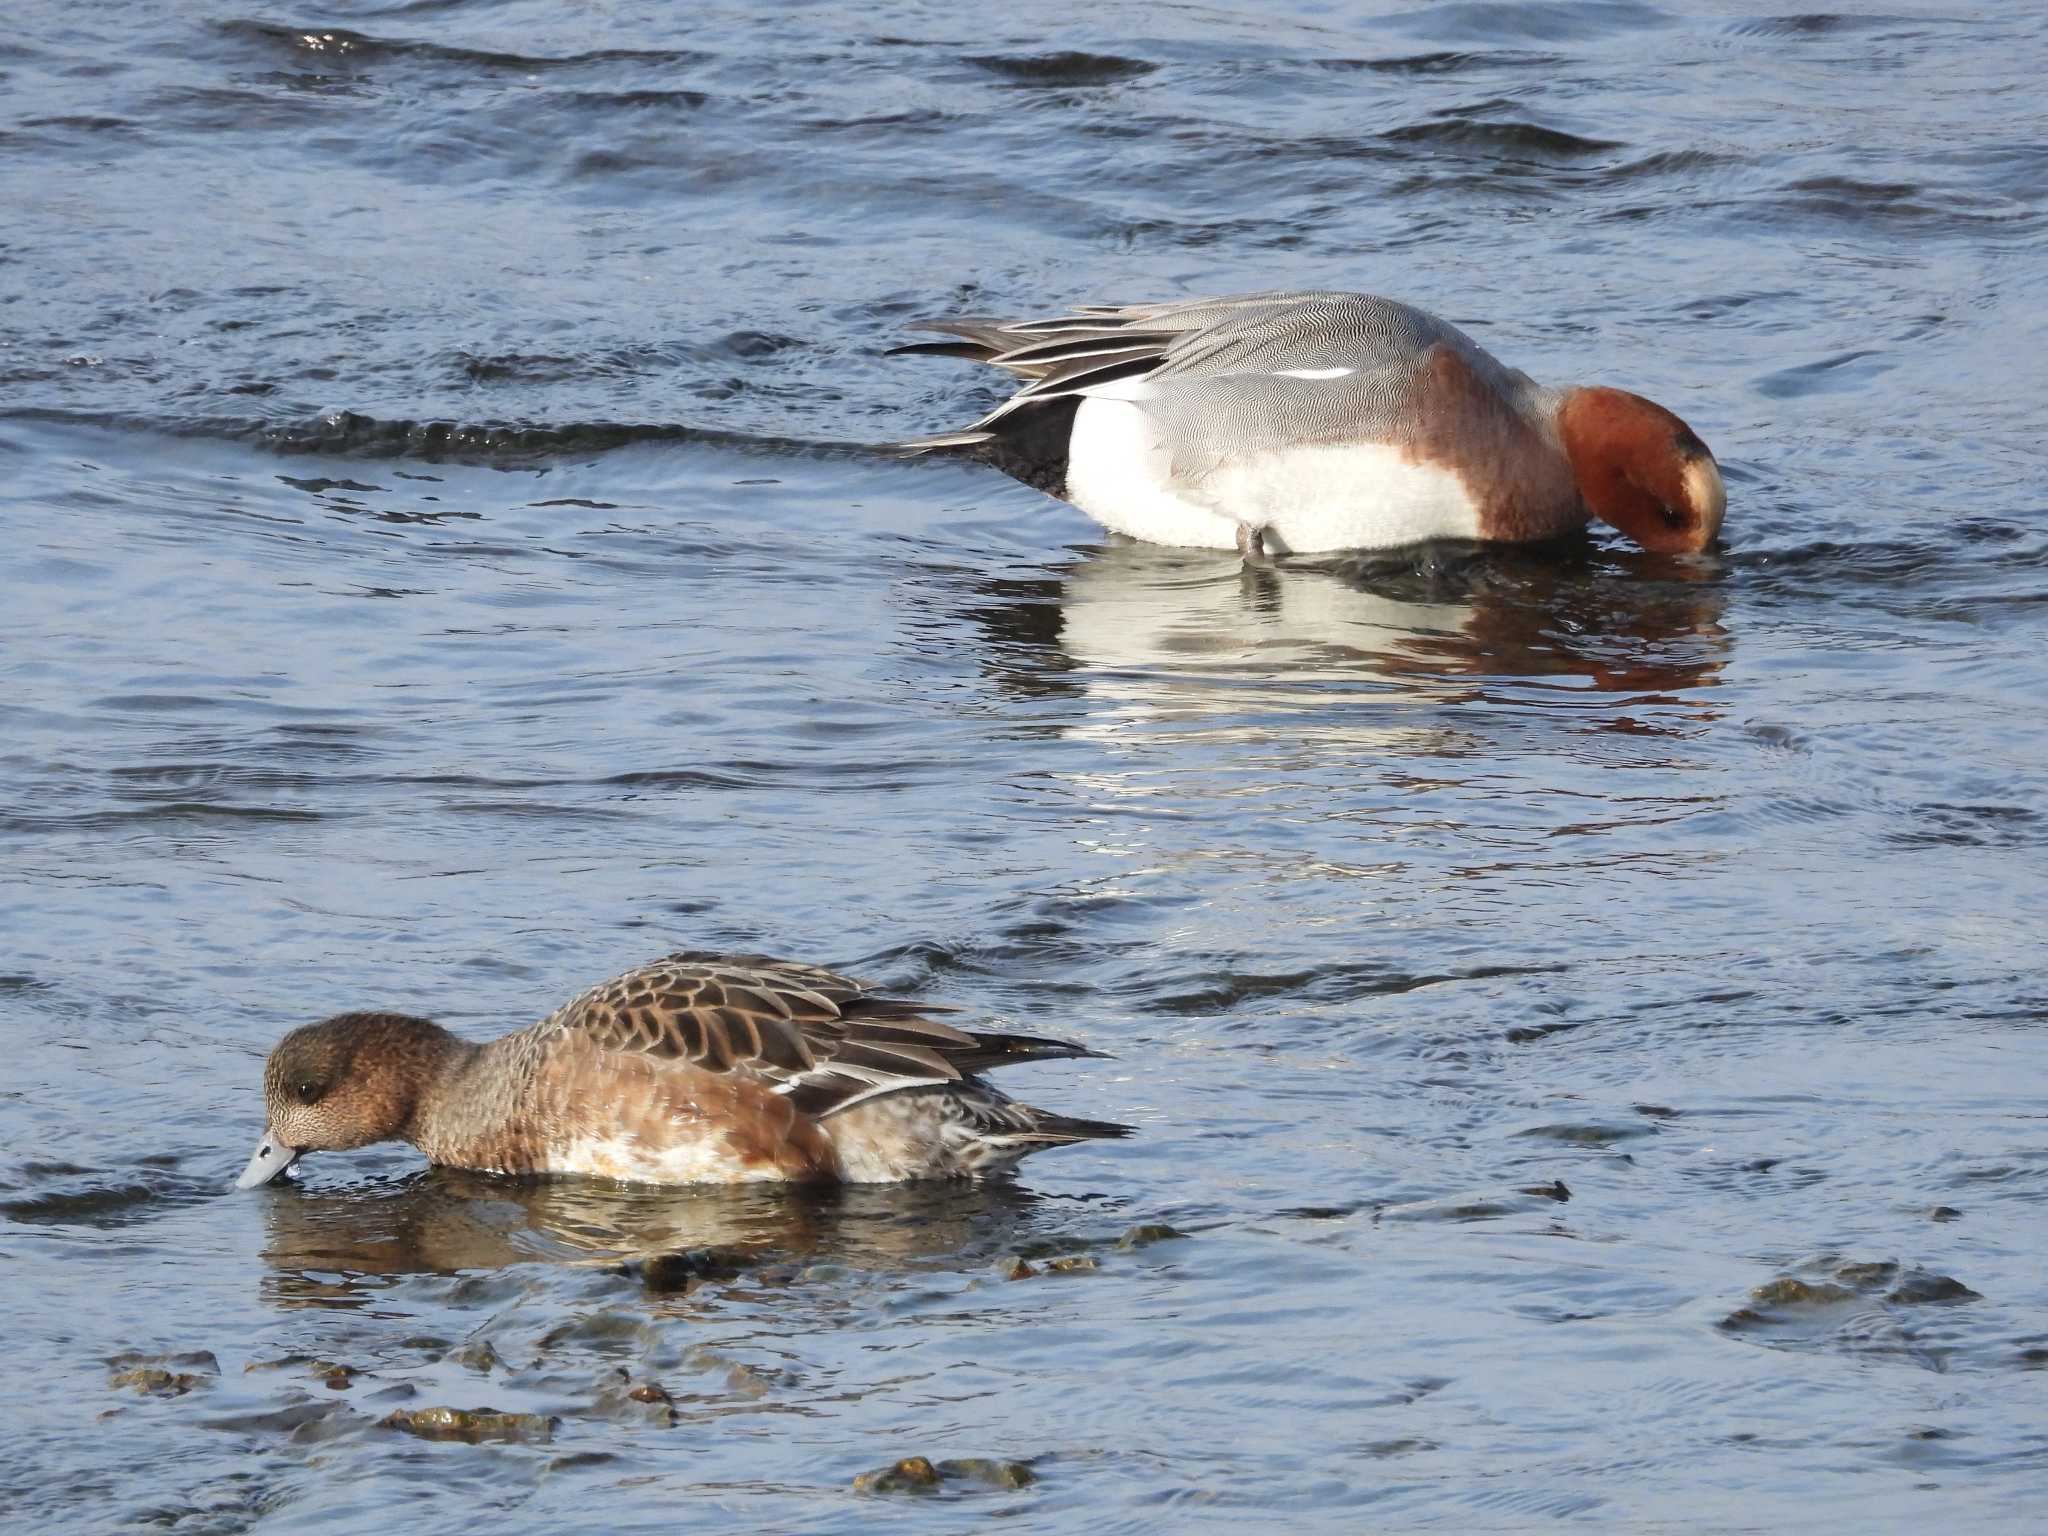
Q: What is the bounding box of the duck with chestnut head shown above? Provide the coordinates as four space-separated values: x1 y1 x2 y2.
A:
893 289 1725 561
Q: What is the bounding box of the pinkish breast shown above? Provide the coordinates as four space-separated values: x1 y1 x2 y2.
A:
1398 346 1583 543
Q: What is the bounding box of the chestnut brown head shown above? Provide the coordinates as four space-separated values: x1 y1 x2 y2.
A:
1558 386 1726 555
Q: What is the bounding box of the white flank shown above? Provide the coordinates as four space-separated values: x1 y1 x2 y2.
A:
1067 396 1482 553
1272 366 1354 380
552 1131 785 1185
1209 443 1481 553
1066 397 1242 549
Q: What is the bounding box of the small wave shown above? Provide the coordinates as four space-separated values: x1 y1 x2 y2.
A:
1730 533 2048 609
213 19 710 74
1381 118 1623 157
1141 960 1565 1015
1391 0 1672 45
1884 802 2044 851
965 51 1156 86
1 1163 223 1229
250 410 861 464
1729 12 1854 36
557 87 711 112
1604 148 1743 181
1762 175 2040 232
0 802 326 833
0 407 867 467
17 113 142 134
1725 13 1907 38
1315 50 1567 75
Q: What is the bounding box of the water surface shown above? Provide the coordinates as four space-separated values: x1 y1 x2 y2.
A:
3 1 2046 1529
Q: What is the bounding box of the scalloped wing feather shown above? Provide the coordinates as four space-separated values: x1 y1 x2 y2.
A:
528 953 1006 1121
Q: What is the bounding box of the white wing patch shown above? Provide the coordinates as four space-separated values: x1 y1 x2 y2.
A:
1272 367 1354 381
1074 373 1158 402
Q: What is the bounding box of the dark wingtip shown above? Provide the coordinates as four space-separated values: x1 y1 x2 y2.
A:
1034 1111 1135 1142
885 340 996 361
969 1030 1114 1066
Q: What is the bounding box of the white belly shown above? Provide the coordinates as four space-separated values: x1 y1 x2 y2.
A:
1065 398 1483 554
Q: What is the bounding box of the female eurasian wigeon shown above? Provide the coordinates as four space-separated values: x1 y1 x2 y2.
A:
235 952 1127 1189
892 289 1726 559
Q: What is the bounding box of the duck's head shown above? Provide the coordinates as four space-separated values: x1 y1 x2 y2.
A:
1558 386 1726 555
236 1013 451 1188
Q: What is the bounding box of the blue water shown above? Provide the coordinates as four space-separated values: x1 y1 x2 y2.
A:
3 2 2045 1530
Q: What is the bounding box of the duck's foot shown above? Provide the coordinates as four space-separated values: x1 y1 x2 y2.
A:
1235 523 1272 565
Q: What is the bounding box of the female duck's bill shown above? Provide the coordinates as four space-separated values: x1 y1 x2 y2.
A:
890 289 1726 560
233 952 1128 1189
237 1130 299 1188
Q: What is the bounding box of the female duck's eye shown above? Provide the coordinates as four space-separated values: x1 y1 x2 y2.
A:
295 1080 319 1104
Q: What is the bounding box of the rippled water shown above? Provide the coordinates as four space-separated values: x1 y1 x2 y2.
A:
5 1 2046 1529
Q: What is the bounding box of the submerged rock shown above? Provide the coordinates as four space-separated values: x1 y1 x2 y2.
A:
444 1339 502 1374
997 1251 1099 1278
1831 1260 1898 1289
109 1366 209 1397
1117 1222 1187 1249
936 1457 1036 1489
719 1362 781 1400
1886 1269 1981 1305
631 1247 758 1293
1513 1122 1656 1145
199 1400 358 1436
1749 1277 1859 1307
591 1368 679 1427
535 1311 659 1356
852 1455 1036 1494
381 1406 556 1444
243 1354 363 1390
1380 1182 1573 1224
853 1456 943 1494
1725 1254 1983 1339
107 1350 219 1397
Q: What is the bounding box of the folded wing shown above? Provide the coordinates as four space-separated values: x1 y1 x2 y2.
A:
536 951 1104 1122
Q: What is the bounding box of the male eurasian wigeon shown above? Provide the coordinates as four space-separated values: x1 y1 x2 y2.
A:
236 952 1127 1189
892 289 1726 559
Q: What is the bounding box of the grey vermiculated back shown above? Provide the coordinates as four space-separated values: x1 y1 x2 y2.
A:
899 290 1558 486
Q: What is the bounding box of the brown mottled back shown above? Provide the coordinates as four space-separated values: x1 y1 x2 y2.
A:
510 951 1082 1123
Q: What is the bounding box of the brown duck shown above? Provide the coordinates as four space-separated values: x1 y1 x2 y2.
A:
236 952 1128 1188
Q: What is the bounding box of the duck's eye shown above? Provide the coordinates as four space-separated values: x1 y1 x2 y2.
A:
1659 503 1687 528
295 1080 320 1104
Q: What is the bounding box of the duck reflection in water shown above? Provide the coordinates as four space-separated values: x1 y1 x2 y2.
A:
967 535 1730 727
255 1166 1053 1308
